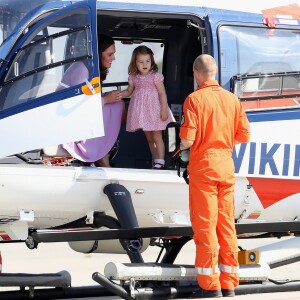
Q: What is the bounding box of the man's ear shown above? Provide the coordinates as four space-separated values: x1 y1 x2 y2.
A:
194 69 199 79
194 69 202 83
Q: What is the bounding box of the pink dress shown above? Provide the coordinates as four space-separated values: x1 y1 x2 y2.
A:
126 71 174 132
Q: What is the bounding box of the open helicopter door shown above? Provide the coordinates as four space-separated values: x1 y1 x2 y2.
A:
0 0 102 158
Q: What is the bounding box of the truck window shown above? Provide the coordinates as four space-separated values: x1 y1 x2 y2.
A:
219 25 300 111
0 8 91 111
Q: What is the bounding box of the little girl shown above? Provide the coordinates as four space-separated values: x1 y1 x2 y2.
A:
122 45 174 169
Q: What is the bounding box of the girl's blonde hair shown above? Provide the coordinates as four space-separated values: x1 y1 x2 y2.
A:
128 45 158 75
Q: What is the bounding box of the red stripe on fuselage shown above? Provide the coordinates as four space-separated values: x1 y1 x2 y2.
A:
248 178 300 209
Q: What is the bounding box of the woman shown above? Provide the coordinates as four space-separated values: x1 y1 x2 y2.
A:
62 34 123 167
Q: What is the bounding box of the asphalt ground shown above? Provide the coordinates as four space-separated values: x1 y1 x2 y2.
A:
1 237 300 299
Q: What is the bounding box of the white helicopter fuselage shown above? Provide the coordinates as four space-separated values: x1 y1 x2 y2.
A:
0 159 298 242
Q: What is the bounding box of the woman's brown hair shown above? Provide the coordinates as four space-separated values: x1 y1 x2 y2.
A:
98 34 115 82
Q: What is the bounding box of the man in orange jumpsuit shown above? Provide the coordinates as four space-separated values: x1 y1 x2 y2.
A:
179 54 250 298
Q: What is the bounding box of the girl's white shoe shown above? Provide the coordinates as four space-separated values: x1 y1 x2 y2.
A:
152 163 165 169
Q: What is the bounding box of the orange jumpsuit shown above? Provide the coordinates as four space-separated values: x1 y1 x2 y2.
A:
179 80 250 291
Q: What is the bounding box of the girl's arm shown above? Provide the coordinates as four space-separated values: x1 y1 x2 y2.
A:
156 81 169 121
121 84 134 98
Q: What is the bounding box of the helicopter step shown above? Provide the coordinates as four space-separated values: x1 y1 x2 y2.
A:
103 262 270 282
92 263 270 300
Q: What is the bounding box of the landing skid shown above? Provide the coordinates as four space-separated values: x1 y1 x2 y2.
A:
0 272 299 300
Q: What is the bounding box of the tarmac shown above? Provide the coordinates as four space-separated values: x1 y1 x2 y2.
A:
1 237 300 299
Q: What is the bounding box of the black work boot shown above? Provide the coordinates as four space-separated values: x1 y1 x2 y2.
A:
193 289 222 298
222 289 235 297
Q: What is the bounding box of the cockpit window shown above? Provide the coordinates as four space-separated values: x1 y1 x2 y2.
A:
0 0 58 46
219 25 300 110
0 8 92 111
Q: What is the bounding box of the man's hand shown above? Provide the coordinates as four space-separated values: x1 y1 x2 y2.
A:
180 139 194 150
177 149 190 184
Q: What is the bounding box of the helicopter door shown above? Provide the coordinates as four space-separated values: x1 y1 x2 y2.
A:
0 0 102 158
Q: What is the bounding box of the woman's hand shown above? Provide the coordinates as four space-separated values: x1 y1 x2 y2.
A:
104 90 123 104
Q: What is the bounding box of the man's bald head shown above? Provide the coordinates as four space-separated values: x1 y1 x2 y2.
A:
193 54 217 79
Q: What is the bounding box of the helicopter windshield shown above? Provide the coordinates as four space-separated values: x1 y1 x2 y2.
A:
0 0 58 46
